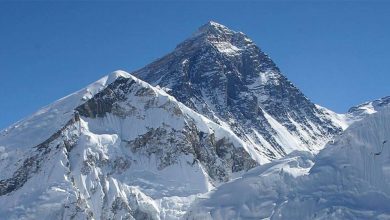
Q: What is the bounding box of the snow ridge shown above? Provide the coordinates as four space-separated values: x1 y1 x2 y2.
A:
348 96 390 119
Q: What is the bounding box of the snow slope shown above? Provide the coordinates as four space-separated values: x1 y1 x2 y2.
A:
0 71 257 219
187 106 390 219
0 71 127 180
348 96 390 120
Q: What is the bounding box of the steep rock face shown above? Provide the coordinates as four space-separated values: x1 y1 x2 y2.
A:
0 72 257 219
135 21 342 162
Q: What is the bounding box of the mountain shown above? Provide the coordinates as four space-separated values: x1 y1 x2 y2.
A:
0 21 383 219
134 21 343 163
187 105 390 219
348 96 390 119
0 71 257 219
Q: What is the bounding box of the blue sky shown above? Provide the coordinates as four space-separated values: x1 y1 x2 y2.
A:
1 1 389 129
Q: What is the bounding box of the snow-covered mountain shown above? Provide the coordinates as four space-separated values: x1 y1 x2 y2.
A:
0 71 257 219
348 96 390 119
0 21 387 220
187 105 390 219
134 21 343 163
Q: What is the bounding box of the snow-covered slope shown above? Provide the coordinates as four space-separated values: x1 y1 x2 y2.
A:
0 71 127 181
348 96 390 120
187 106 390 219
0 71 257 219
135 21 343 163
315 105 353 130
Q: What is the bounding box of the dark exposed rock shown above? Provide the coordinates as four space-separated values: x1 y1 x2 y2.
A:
125 119 256 182
111 197 132 218
76 77 135 118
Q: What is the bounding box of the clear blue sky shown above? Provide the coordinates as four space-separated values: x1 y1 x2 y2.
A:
1 1 389 129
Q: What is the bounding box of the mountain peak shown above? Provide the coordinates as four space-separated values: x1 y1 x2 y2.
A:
198 21 231 33
135 23 341 161
348 96 390 118
206 20 224 27
175 21 254 57
191 21 240 40
106 70 131 84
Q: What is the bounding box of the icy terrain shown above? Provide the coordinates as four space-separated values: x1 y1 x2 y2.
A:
187 106 390 219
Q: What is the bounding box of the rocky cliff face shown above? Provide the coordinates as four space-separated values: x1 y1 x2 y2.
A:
135 21 342 162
